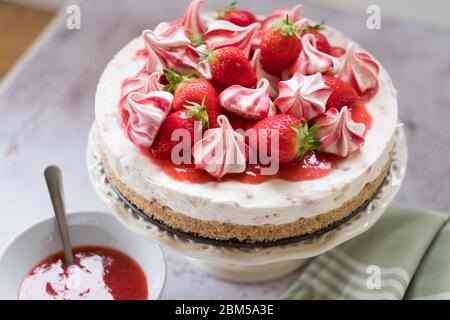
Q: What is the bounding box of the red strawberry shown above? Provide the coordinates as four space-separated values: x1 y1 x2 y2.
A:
302 22 331 54
323 76 358 110
218 2 258 27
260 16 302 76
250 114 322 163
204 46 257 89
329 46 346 57
164 69 221 128
151 108 206 158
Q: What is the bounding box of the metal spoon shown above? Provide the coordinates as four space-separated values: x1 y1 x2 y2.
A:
44 166 74 266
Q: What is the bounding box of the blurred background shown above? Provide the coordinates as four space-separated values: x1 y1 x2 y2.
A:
1 0 449 299
2 0 450 78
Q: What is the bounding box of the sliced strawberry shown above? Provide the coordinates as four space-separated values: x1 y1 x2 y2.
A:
165 69 221 128
302 22 331 54
323 76 358 110
217 1 257 27
250 114 322 163
203 46 257 89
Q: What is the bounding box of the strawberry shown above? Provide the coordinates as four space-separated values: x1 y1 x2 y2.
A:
164 69 221 128
302 22 331 54
329 46 346 57
323 76 358 110
260 16 302 76
218 1 258 27
250 114 322 163
151 106 207 158
203 46 257 90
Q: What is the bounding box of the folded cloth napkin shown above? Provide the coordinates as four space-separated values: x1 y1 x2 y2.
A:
281 205 450 300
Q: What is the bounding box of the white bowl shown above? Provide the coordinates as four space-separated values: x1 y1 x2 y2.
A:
0 211 166 300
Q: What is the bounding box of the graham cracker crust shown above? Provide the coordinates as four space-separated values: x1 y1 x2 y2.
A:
102 151 391 243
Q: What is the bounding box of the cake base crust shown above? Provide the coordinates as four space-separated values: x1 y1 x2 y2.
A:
102 152 391 243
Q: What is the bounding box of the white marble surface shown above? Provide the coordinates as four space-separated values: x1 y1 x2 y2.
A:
1 0 450 299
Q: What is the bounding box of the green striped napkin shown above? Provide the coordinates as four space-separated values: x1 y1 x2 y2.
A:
282 205 450 300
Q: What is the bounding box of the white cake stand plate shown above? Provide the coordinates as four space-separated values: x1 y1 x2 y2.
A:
87 124 407 282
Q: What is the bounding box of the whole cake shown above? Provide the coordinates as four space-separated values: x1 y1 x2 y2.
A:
95 1 398 243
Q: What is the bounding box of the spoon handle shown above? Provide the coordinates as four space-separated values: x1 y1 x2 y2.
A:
44 166 74 266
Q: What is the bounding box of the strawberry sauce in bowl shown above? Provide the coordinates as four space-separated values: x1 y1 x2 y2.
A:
0 212 166 300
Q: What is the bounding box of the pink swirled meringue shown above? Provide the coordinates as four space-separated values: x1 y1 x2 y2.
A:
121 71 164 97
120 71 165 111
219 78 276 119
252 4 304 49
204 20 261 57
275 72 331 121
179 0 206 34
314 106 365 157
123 91 173 149
251 49 280 99
142 23 190 71
176 45 212 79
285 33 341 78
193 115 247 178
338 43 379 93
142 25 211 78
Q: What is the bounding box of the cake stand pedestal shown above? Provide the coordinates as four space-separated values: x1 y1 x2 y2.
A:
186 257 308 283
87 124 407 283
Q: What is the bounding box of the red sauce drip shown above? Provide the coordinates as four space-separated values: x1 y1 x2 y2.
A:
134 48 148 59
141 149 339 184
350 93 375 136
18 246 148 300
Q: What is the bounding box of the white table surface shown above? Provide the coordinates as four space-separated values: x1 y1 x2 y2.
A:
1 0 450 299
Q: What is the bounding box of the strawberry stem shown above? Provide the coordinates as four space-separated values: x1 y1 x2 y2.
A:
217 1 237 19
305 20 326 32
201 49 217 63
290 118 323 162
273 15 299 37
184 96 209 130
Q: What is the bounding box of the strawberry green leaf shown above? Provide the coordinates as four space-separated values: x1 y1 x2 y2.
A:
217 1 237 19
290 118 323 162
304 20 326 32
189 32 206 47
163 69 197 93
200 49 217 63
273 15 300 38
184 96 209 130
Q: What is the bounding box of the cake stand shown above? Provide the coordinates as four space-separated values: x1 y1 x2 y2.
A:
87 124 407 282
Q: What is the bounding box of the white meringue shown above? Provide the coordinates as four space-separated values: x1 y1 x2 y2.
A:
123 91 173 149
275 72 331 121
338 42 379 93
193 115 247 178
314 106 366 157
219 78 276 119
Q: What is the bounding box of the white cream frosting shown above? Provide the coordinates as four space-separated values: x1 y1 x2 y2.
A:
95 23 398 226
